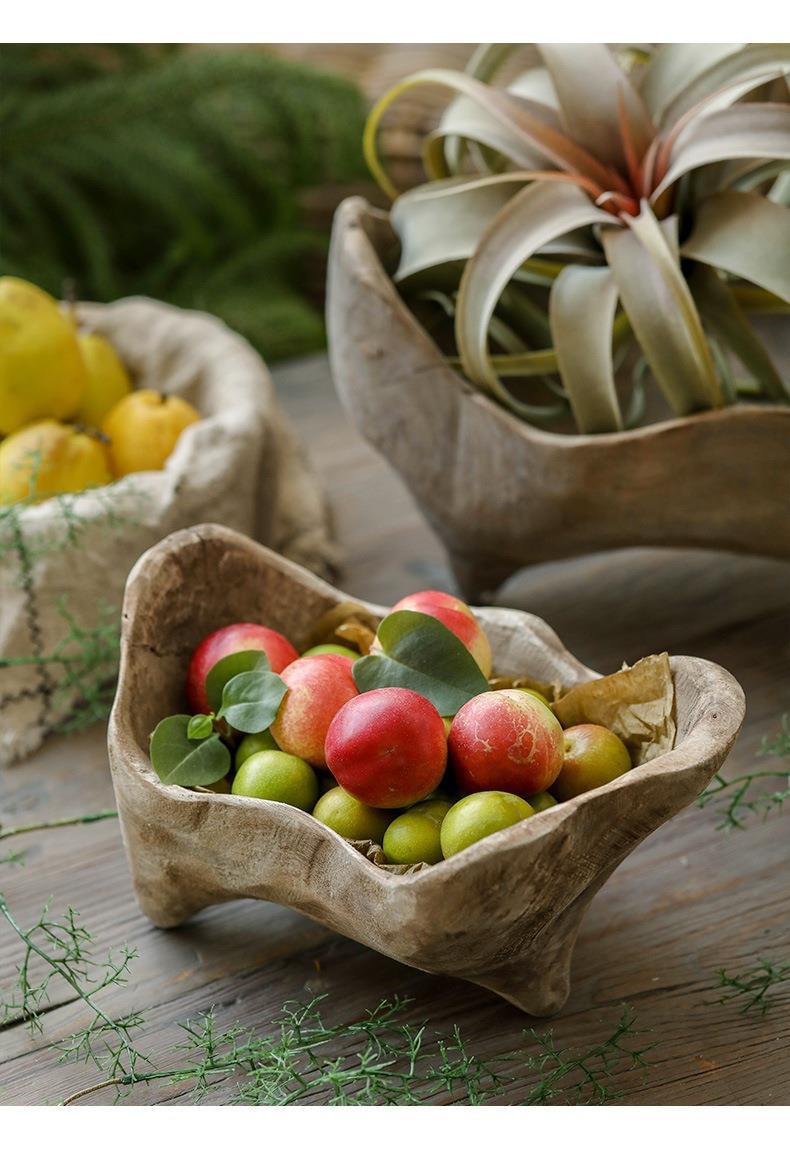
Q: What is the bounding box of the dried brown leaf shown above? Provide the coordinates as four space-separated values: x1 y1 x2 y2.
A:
554 653 675 766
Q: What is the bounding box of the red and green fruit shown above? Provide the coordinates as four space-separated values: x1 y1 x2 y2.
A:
440 791 534 858
187 623 298 713
271 653 358 768
231 749 318 811
301 643 359 661
382 796 451 865
325 686 447 808
390 589 492 677
449 689 564 798
552 724 632 801
235 729 279 769
312 786 391 843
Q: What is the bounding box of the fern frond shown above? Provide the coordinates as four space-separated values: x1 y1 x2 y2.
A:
0 46 368 360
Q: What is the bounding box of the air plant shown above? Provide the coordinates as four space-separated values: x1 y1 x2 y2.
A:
364 44 790 432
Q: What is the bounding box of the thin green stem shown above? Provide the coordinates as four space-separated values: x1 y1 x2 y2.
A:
0 811 118 841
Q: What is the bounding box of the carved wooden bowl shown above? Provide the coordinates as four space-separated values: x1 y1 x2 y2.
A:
327 196 790 602
108 524 745 1015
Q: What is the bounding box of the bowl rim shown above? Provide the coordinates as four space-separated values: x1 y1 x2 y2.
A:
109 524 747 891
331 195 790 452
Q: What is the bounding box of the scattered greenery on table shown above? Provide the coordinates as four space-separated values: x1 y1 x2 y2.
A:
711 957 790 1016
0 858 653 1105
0 44 368 361
699 713 790 829
2 717 787 1103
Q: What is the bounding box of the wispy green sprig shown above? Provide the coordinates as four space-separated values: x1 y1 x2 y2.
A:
61 995 652 1106
711 957 790 1016
0 894 148 1082
699 713 790 830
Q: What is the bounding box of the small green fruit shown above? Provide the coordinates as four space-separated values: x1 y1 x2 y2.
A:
440 791 534 858
527 791 558 812
312 786 391 843
518 687 553 709
235 729 279 769
408 794 453 822
383 809 445 865
301 643 359 661
231 750 318 811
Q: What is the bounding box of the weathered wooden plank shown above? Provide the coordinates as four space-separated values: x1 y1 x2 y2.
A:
1 352 789 1106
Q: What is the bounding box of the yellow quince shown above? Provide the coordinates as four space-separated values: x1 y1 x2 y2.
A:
0 277 86 435
76 332 132 427
103 389 200 477
0 420 112 506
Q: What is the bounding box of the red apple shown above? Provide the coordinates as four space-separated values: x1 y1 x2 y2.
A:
187 622 298 714
325 687 447 808
449 689 564 798
270 654 358 768
389 589 492 677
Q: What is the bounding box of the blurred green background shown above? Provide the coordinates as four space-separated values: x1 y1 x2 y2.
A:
0 44 373 361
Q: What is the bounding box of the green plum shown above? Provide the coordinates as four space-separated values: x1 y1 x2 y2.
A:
231 750 318 811
235 729 279 769
383 807 446 865
312 786 391 843
527 791 558 812
440 791 534 858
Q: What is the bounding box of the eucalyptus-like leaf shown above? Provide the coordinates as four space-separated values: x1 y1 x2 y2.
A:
392 175 530 282
653 103 790 199
187 713 214 740
427 96 557 181
690 265 788 401
660 44 790 126
364 68 621 201
455 181 614 409
638 44 745 121
149 715 230 787
352 611 490 717
549 266 622 432
603 204 722 415
682 190 790 304
216 669 288 734
538 44 654 171
205 650 270 713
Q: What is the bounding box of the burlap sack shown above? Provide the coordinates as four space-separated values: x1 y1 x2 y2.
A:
0 296 338 765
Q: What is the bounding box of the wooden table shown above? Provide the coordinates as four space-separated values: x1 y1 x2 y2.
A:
2 354 789 1105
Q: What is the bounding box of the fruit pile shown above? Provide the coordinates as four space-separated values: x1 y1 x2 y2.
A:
150 589 637 865
0 277 199 505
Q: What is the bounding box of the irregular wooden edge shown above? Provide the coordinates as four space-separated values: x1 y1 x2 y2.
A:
108 524 746 1014
326 196 790 594
110 523 745 889
328 195 790 453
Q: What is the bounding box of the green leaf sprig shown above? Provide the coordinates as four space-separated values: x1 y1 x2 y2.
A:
149 715 231 788
352 610 490 716
149 650 288 788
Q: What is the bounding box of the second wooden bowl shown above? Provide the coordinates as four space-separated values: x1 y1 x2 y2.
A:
327 196 790 601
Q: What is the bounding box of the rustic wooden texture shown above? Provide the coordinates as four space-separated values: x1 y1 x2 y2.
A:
108 524 744 1015
1 353 789 1105
327 197 790 602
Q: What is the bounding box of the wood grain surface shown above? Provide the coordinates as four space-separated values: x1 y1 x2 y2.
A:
1 353 789 1105
327 197 790 601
